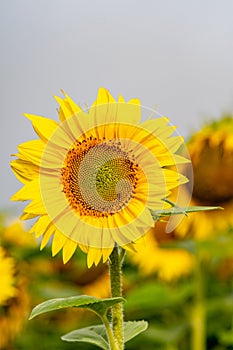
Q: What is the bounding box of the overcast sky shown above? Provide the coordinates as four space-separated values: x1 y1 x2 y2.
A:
1 0 233 210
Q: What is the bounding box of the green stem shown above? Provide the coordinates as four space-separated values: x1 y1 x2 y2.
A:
109 246 124 350
191 251 206 350
166 345 179 350
102 314 119 350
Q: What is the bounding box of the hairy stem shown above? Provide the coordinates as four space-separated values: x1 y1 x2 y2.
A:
109 246 124 350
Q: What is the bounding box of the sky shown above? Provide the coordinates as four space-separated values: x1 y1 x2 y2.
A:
1 0 233 210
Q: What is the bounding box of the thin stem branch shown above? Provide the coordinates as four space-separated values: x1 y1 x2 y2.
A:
109 246 124 350
191 250 206 350
102 314 119 350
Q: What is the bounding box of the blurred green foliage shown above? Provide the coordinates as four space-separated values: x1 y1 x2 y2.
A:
0 211 232 350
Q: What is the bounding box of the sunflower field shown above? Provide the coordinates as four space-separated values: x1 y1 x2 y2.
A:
1 90 233 350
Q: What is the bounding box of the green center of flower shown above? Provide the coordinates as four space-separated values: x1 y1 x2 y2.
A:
62 138 139 217
96 158 133 201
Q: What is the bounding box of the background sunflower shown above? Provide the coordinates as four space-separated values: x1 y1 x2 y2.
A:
176 115 233 239
0 221 31 349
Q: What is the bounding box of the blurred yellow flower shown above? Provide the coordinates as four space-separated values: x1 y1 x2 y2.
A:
0 277 30 349
11 87 188 267
83 271 110 298
176 115 233 239
0 244 30 349
3 220 36 247
0 247 16 305
129 221 194 281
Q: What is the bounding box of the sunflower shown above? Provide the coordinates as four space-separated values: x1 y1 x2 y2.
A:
176 115 233 239
11 88 189 267
0 247 16 305
0 276 30 349
0 246 30 349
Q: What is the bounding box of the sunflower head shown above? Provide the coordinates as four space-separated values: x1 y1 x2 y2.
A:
11 88 190 267
188 115 233 205
176 115 233 239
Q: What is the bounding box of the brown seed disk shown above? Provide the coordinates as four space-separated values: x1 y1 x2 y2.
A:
61 137 139 217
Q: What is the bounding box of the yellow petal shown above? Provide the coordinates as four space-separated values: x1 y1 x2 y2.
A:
55 92 82 122
136 207 155 227
44 122 75 150
165 136 184 153
17 140 44 166
61 90 82 114
54 95 73 121
29 220 38 234
122 242 138 253
118 94 125 103
115 221 142 243
11 159 39 184
102 247 114 263
117 98 141 124
127 98 140 106
23 198 46 215
24 114 58 142
20 212 38 220
52 208 79 242
171 154 191 165
155 125 177 139
87 247 102 268
64 109 90 141
162 169 188 189
11 178 40 201
140 117 170 132
101 227 115 249
93 87 116 106
79 244 89 254
34 215 52 237
89 88 117 126
40 228 54 250
62 239 78 263
52 230 67 256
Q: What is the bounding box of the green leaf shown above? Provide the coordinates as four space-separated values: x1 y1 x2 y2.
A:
61 325 109 350
29 295 125 320
62 321 148 349
124 320 148 342
151 205 223 219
